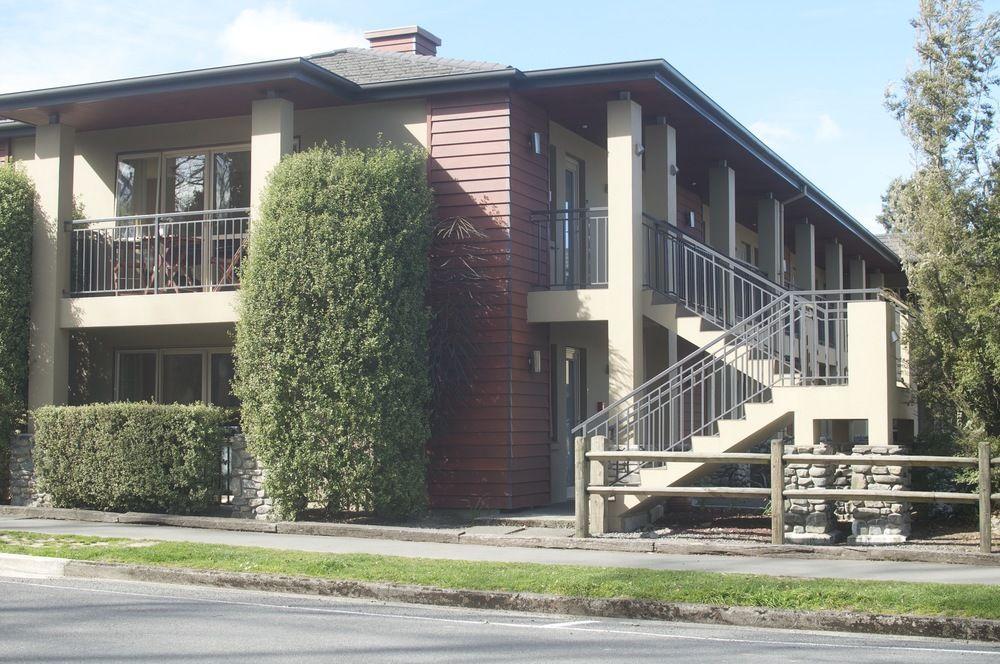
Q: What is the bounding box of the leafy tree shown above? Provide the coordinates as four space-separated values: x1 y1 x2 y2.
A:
234 143 434 519
881 0 1000 462
0 164 34 499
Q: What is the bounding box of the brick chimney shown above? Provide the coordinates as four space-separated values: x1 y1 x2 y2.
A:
364 26 441 56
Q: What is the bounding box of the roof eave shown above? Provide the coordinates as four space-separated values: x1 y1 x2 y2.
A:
519 60 899 266
0 59 362 115
357 68 520 100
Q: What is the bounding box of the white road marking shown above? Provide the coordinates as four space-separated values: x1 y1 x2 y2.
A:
2 577 998 656
541 620 601 629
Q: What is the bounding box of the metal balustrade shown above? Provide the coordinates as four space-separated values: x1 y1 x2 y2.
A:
642 214 780 328
68 208 250 296
530 208 608 289
575 288 891 485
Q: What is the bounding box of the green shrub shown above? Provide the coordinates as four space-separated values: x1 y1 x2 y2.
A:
235 143 433 520
0 164 34 493
32 403 227 513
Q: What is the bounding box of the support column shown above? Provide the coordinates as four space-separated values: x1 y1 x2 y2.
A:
643 118 677 224
868 269 885 288
757 195 783 282
250 96 295 219
27 120 75 410
607 96 644 401
849 256 867 293
794 220 815 290
824 240 844 290
707 162 736 256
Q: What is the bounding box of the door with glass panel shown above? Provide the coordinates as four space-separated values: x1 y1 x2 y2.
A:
116 348 239 407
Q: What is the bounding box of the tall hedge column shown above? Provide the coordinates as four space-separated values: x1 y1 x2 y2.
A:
250 96 294 220
27 119 74 410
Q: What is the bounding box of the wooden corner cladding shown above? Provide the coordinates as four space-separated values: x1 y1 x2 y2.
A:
426 92 552 509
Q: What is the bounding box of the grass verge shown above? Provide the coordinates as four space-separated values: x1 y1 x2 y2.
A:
2 530 999 619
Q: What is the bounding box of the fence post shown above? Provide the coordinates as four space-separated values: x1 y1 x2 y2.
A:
980 441 992 554
771 440 785 545
589 436 608 535
574 436 588 538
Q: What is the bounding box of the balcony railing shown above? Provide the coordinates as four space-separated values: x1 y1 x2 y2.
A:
67 208 250 296
530 208 608 289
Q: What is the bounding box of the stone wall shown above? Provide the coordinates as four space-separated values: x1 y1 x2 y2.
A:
846 444 911 544
226 433 274 521
783 443 839 544
8 434 51 507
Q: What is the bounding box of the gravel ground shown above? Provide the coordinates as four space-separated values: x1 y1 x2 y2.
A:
594 514 1000 555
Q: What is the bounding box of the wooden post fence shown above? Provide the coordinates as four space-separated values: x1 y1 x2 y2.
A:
770 440 784 545
576 440 997 551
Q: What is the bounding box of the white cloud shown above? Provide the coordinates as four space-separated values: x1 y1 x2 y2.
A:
748 121 798 148
815 113 844 142
219 7 366 63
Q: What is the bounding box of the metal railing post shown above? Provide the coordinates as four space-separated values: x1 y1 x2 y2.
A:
153 213 160 294
771 439 785 544
574 436 589 538
980 441 992 554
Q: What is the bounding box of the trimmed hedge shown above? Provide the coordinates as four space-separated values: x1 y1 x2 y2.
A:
32 403 227 513
235 143 434 519
0 164 35 497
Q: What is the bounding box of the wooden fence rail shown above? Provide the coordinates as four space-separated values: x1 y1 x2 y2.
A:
574 437 997 554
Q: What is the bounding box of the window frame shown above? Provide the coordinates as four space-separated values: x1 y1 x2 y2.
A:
114 347 235 406
114 143 251 216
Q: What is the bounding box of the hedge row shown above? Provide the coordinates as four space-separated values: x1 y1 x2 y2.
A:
0 164 35 498
32 403 227 514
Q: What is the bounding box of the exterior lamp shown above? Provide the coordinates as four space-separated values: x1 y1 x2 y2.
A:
528 349 542 373
530 131 544 155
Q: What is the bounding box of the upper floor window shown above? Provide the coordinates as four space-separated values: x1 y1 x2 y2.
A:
115 146 250 217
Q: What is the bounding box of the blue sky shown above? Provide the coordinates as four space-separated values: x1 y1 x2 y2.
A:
1 0 996 231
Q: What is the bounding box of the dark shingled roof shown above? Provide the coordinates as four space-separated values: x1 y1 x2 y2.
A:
308 48 510 85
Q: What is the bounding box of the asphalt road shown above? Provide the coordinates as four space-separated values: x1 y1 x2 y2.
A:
0 576 998 663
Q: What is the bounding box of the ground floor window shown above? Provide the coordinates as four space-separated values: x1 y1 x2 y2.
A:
115 348 238 407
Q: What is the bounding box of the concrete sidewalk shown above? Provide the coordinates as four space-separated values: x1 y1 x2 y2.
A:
3 516 1000 586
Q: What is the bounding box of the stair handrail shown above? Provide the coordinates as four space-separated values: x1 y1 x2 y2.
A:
573 291 794 440
641 214 786 328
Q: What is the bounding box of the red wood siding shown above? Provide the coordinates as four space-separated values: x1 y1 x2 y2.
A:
427 92 552 509
677 185 705 242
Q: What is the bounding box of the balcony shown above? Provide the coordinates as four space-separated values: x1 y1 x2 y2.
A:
67 208 250 297
530 208 608 290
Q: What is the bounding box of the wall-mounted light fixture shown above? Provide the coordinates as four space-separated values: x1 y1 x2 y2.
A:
686 210 696 228
530 131 544 155
669 164 679 176
528 349 542 373
634 143 645 156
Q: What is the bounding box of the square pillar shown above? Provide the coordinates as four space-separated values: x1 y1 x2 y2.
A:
643 119 677 224
849 256 867 298
757 195 783 282
846 300 895 446
27 121 75 410
824 240 844 290
251 97 295 218
793 220 815 290
707 162 735 256
607 97 644 401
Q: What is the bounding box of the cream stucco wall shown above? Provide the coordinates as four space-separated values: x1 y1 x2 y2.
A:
548 121 607 208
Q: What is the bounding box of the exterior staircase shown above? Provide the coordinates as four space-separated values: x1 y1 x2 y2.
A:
576 217 911 530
